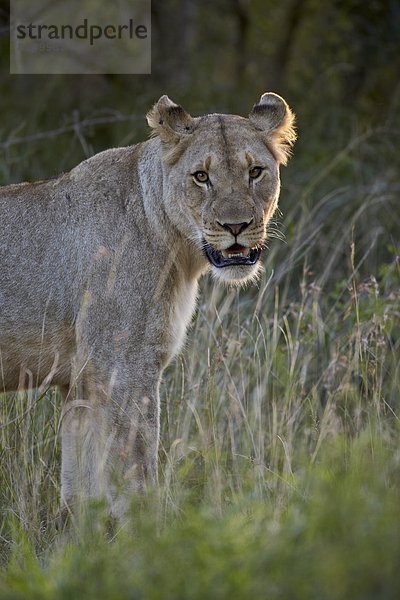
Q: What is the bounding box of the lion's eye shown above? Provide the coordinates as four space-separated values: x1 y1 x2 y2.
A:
249 166 263 180
193 171 209 184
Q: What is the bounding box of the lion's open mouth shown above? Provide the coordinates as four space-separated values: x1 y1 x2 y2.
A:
203 242 262 268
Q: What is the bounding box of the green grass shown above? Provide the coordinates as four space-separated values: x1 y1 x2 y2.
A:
1 119 399 597
1 440 400 599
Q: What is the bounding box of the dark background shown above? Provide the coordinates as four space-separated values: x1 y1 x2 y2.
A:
1 0 399 288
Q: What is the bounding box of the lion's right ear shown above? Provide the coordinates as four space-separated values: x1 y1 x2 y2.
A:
146 95 195 144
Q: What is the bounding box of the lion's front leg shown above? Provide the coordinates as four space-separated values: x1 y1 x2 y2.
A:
60 365 160 520
97 384 160 519
60 384 100 520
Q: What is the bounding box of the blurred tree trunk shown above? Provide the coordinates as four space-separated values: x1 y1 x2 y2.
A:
232 0 250 87
341 0 395 104
152 0 197 90
151 1 170 84
177 0 197 88
269 0 307 91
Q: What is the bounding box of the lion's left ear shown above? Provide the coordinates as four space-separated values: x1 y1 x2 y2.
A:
146 95 195 144
249 93 296 165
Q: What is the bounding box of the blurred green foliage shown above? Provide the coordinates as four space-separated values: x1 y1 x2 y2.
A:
2 437 400 599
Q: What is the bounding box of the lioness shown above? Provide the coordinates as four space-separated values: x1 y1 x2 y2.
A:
0 93 295 518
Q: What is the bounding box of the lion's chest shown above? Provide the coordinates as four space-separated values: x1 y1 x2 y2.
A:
167 280 198 361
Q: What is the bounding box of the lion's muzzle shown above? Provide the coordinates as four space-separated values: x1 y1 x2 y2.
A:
203 241 262 268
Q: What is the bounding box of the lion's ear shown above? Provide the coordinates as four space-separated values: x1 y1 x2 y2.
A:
249 93 296 165
146 95 195 143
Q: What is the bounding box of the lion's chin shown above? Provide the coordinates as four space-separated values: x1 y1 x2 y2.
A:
210 262 262 286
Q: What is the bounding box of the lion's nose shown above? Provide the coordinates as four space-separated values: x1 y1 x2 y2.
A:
218 221 252 236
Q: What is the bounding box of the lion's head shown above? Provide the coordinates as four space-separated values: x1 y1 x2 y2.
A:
147 93 296 284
